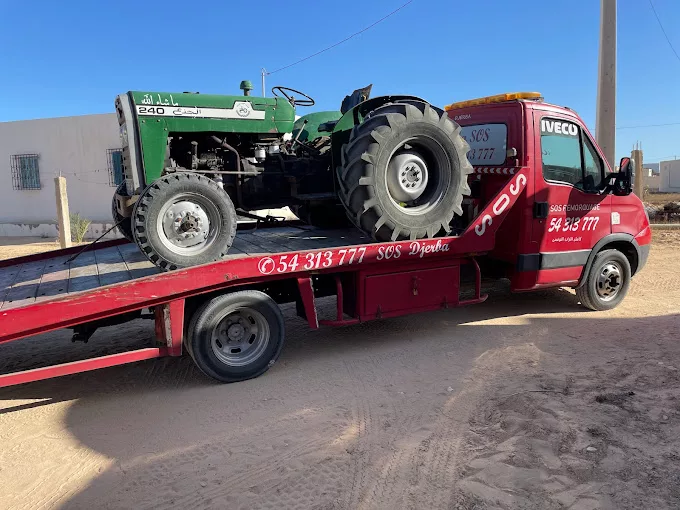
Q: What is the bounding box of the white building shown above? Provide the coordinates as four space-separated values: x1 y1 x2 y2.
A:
0 114 123 238
643 168 661 192
659 159 680 193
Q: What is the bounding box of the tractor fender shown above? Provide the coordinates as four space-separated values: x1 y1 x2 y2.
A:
331 94 430 135
329 94 433 176
576 233 645 288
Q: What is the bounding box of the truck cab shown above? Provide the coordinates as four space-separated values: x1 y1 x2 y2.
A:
447 93 650 308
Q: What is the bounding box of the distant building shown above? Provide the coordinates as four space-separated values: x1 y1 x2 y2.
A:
644 168 661 192
0 113 123 238
644 162 660 175
659 159 680 193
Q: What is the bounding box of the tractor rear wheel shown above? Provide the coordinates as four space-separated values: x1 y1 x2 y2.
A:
111 181 134 242
337 100 472 241
132 173 237 271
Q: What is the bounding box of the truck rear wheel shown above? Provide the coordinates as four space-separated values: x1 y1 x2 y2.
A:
186 290 285 382
576 249 631 311
132 173 237 271
337 100 472 241
111 182 133 242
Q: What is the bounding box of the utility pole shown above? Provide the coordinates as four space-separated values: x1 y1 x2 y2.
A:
261 68 267 97
632 142 644 197
596 0 617 168
54 175 72 248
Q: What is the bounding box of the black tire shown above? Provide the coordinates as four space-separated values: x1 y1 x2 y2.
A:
293 203 352 229
186 290 285 383
337 100 472 241
132 172 237 271
111 181 134 242
576 249 631 311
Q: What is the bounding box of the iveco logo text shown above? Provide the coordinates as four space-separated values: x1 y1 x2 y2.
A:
541 119 578 136
475 173 527 236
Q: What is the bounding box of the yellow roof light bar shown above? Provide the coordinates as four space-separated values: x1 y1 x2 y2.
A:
444 92 543 111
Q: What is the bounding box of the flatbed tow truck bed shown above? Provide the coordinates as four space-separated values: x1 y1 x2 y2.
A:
0 226 370 311
0 168 531 387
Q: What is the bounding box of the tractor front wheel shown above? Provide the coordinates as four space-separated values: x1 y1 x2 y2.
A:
337 100 472 241
132 173 237 271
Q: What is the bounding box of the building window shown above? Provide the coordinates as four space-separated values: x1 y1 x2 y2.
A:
10 154 41 190
107 149 124 187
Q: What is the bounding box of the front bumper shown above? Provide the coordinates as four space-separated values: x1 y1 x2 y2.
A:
637 242 650 275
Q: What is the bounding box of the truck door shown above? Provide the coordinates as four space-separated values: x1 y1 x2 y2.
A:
531 111 611 284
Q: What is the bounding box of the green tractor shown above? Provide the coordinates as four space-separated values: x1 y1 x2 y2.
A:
113 82 472 270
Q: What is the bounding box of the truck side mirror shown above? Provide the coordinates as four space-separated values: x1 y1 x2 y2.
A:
609 157 633 196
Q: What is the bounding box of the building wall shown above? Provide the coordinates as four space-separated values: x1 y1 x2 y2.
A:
0 113 123 238
659 159 680 193
644 170 661 192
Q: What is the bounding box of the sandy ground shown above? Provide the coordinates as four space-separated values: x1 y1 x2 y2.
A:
0 237 88 260
645 192 680 205
0 233 679 509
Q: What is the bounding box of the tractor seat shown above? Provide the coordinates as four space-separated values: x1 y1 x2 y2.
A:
340 84 372 114
319 85 373 133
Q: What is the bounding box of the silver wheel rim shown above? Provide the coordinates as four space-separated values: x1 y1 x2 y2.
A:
386 151 429 203
384 139 449 215
211 307 270 367
596 261 622 301
156 192 221 256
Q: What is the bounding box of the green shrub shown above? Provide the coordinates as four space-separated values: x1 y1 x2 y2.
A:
70 213 91 243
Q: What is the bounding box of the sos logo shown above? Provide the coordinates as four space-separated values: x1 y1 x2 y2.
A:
463 128 491 143
475 172 528 236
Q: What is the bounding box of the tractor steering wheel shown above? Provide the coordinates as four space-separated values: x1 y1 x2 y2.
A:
271 86 315 107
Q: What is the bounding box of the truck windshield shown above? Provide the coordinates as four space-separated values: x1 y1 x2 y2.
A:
460 124 507 166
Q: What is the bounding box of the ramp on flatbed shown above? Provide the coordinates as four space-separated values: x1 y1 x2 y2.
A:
0 226 369 311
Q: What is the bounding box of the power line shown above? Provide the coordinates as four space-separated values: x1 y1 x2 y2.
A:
267 0 414 75
616 121 680 129
648 0 680 64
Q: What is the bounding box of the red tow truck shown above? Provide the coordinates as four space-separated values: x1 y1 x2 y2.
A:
0 92 650 387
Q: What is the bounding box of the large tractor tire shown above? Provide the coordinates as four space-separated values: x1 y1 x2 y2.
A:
337 100 473 241
111 181 134 242
132 172 237 271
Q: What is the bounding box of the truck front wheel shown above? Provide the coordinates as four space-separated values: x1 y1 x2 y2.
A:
185 290 285 382
576 249 631 311
132 172 237 270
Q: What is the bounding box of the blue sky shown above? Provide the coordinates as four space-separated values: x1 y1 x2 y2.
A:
1 0 679 164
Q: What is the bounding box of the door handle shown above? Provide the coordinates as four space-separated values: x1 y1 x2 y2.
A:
534 202 549 219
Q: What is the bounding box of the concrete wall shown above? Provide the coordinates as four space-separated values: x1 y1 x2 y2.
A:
659 159 680 193
0 113 122 237
644 170 661 192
